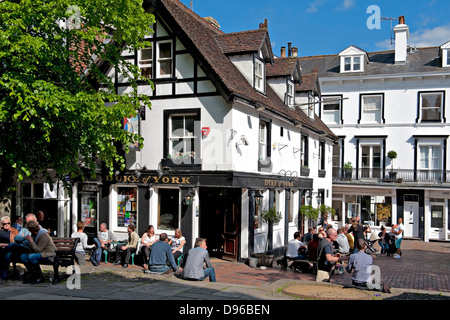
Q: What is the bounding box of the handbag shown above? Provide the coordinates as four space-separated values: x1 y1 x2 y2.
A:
316 270 331 282
316 242 332 282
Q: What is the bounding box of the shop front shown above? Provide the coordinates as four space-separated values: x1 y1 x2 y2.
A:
96 171 312 261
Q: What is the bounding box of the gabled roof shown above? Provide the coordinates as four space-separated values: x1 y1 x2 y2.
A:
216 29 274 63
296 72 320 95
266 57 302 82
147 0 336 139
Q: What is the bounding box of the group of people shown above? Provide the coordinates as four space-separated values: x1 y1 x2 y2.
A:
286 217 404 291
0 213 57 285
80 223 216 282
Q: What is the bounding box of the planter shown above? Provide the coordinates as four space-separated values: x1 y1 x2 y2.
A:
344 171 352 180
388 172 397 180
248 257 258 268
253 253 274 267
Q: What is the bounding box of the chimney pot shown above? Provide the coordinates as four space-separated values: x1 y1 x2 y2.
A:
292 47 298 57
399 15 405 24
288 43 292 57
281 47 286 58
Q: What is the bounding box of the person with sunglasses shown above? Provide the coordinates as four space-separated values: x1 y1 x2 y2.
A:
0 216 19 284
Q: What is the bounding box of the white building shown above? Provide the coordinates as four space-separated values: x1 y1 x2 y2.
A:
298 16 450 242
60 0 337 262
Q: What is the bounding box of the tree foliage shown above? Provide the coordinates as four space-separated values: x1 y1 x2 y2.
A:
0 0 155 197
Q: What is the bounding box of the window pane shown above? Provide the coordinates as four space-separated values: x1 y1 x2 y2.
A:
344 57 351 71
353 56 361 70
171 116 184 137
158 189 179 231
185 117 195 136
141 67 152 78
159 42 171 58
421 93 442 121
362 95 382 122
140 47 152 62
160 60 171 75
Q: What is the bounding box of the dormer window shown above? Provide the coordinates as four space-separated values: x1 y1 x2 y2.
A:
344 56 361 72
440 41 450 68
339 45 367 73
254 57 265 93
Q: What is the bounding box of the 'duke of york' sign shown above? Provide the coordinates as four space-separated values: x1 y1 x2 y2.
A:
104 175 193 185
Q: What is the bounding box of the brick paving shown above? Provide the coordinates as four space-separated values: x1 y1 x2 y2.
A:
213 240 450 293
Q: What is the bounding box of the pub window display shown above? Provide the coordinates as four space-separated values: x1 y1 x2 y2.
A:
117 188 137 228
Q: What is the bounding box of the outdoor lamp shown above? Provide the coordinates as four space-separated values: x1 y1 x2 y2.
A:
306 194 312 205
254 190 263 206
184 188 196 206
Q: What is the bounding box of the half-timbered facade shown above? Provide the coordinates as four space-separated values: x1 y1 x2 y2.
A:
66 0 337 261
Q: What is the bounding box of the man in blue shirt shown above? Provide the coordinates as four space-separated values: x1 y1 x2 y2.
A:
146 233 181 274
182 238 216 282
346 238 373 287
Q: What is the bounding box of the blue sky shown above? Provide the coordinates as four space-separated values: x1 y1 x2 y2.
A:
181 0 450 57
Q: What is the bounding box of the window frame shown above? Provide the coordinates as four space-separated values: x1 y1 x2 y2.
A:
254 55 265 93
358 93 385 124
321 95 343 125
417 91 446 123
342 55 363 73
157 40 173 78
163 109 201 162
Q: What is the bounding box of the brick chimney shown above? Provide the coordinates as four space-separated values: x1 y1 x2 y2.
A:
393 15 409 65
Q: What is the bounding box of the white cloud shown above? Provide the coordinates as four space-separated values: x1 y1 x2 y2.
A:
343 0 355 9
376 24 450 50
409 24 450 47
306 0 326 13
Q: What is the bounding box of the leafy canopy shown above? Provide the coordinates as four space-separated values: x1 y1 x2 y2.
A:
0 0 155 196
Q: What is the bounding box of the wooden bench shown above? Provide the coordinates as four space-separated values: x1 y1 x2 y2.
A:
13 237 80 284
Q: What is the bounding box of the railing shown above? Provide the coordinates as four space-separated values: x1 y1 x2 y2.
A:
333 167 450 184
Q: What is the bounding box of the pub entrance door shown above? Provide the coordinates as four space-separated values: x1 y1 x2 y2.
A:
199 188 240 260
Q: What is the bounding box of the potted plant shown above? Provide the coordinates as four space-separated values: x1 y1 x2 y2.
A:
387 150 397 180
254 207 282 267
318 204 335 226
343 162 353 179
299 204 319 232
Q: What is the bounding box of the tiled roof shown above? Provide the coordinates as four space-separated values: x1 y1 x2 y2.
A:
152 0 336 138
298 47 446 77
216 29 269 55
296 73 320 94
266 57 300 78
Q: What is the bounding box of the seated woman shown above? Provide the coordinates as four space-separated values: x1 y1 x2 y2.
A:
19 221 56 284
71 221 95 265
141 225 158 270
169 228 186 262
377 226 391 256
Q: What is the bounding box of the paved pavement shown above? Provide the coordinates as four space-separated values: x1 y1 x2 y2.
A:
0 240 449 304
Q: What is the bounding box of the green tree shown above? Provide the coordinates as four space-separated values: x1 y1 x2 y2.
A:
0 0 155 197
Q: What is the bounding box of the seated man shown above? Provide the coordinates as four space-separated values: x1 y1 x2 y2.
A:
345 238 378 290
336 227 350 255
98 223 115 250
114 224 139 268
182 238 216 282
287 232 307 260
146 233 181 274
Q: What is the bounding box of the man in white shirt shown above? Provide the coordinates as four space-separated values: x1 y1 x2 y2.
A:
287 232 307 260
394 218 404 259
336 227 350 254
